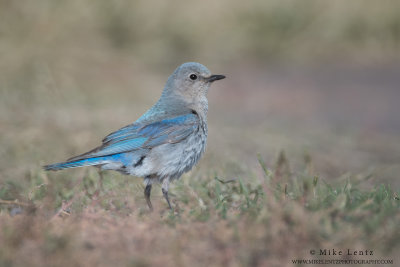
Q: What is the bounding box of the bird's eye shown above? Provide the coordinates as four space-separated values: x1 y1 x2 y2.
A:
189 74 197 80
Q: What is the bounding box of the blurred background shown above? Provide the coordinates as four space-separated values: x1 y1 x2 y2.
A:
1 1 400 266
1 0 400 188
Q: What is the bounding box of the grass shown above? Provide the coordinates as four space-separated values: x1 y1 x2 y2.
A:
0 152 398 266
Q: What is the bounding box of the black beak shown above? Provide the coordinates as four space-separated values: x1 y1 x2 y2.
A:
207 74 226 82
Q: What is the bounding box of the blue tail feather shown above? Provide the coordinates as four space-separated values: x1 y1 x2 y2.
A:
44 157 105 171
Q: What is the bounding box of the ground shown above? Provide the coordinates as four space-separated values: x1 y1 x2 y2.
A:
1 62 399 266
1 1 399 266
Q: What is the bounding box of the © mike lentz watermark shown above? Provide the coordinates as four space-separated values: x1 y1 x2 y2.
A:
290 248 394 265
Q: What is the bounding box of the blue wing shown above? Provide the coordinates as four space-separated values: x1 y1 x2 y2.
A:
67 113 200 161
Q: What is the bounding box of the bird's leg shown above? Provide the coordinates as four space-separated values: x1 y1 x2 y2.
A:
162 189 172 210
144 184 153 211
162 178 172 210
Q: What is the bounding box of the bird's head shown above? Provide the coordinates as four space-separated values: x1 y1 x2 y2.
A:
163 62 225 108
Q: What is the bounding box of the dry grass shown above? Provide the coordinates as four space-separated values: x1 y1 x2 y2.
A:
0 157 398 266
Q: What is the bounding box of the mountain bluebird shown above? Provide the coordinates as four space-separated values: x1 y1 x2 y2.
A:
44 62 225 210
